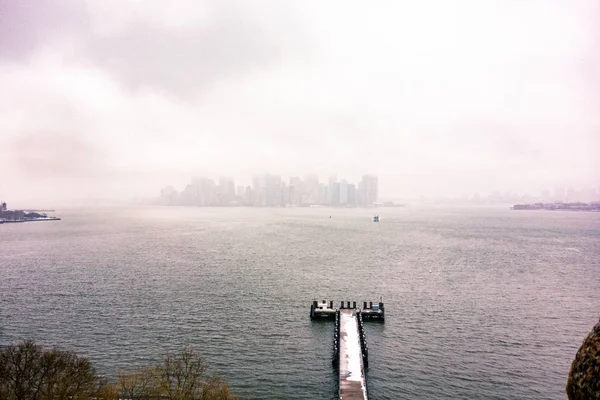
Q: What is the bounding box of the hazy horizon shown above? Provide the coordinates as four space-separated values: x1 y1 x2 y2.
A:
1 0 599 206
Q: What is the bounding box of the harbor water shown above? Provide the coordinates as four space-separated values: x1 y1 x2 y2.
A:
1 206 599 399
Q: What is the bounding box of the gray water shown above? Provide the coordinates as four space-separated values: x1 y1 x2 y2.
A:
1 206 599 399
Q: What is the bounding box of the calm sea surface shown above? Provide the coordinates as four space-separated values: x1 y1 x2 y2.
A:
1 206 599 399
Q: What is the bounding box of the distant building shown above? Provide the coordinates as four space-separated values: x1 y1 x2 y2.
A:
190 177 218 206
254 173 282 206
358 175 378 206
265 174 282 206
347 184 356 206
289 177 303 206
236 186 245 197
318 183 328 205
243 186 255 206
327 176 337 205
252 175 266 206
159 186 178 205
218 177 236 205
339 179 348 205
281 181 289 206
331 181 340 206
304 175 320 205
1 201 6 212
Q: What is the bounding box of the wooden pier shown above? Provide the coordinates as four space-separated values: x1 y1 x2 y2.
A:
338 309 368 399
310 300 384 400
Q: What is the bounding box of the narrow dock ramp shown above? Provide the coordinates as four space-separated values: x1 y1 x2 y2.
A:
338 309 368 400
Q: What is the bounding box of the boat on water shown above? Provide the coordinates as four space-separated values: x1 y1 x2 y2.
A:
373 215 379 222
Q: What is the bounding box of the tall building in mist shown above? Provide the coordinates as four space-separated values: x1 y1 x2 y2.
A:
267 174 283 206
327 176 337 205
188 177 218 206
243 186 254 206
339 179 348 205
289 177 303 206
160 186 178 205
331 181 340 205
347 184 356 206
252 175 266 206
254 173 283 206
358 175 378 206
236 186 245 198
281 181 289 205
317 183 327 205
218 177 235 205
304 174 320 205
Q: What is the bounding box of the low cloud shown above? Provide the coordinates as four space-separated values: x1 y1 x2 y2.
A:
86 3 286 99
0 1 598 203
0 0 89 60
10 132 104 178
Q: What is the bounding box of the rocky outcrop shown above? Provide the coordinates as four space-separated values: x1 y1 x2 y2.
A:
567 319 600 400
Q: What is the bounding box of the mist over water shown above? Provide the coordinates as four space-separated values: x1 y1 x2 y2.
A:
2 2 599 398
1 207 598 399
1 1 599 204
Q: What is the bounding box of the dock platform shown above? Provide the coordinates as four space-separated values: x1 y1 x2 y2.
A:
310 300 384 400
310 300 385 321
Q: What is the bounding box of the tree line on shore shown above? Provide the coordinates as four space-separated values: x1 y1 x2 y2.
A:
0 340 239 400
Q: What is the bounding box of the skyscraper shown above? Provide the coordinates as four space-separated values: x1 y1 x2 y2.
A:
265 174 282 206
304 174 320 205
289 177 303 206
218 177 235 205
339 179 348 205
327 176 337 205
347 184 356 206
253 175 266 206
236 186 245 198
331 181 340 206
358 175 378 206
191 177 218 206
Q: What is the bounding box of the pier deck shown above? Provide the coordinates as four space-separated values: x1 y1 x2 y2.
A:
338 309 368 400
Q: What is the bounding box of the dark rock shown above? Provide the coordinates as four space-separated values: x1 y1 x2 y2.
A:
567 319 600 400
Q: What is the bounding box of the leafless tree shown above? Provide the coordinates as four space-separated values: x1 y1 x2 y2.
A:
117 349 239 400
0 340 97 400
118 366 161 400
0 342 239 400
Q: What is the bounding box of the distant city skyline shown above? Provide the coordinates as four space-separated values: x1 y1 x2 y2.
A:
159 173 600 208
3 176 599 208
1 1 599 207
160 174 383 207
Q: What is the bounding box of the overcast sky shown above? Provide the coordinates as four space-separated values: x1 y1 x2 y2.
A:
1 0 598 205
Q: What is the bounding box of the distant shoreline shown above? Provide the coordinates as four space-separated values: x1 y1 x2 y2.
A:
512 202 600 212
0 208 62 224
1 217 61 224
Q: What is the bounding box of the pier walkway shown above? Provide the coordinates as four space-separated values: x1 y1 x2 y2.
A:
338 309 368 400
310 300 383 399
